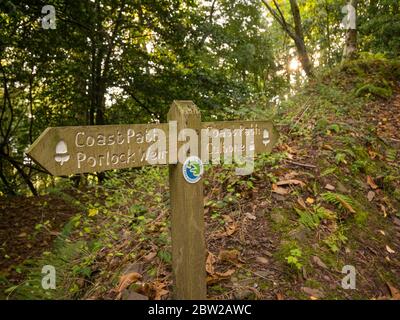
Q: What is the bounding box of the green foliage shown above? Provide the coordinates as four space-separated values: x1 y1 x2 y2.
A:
327 123 341 134
285 248 303 271
385 149 397 162
337 54 400 97
0 0 281 195
359 3 400 57
295 208 320 230
320 167 338 177
157 250 172 264
295 205 336 230
334 152 347 165
355 83 392 99
321 192 357 215
323 228 348 253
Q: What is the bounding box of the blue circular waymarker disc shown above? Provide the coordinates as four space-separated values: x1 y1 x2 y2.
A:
182 156 204 184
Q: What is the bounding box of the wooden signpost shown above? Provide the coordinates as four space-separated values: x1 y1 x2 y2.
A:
27 100 279 300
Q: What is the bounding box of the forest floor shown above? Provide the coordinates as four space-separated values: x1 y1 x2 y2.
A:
1 57 400 300
0 195 77 284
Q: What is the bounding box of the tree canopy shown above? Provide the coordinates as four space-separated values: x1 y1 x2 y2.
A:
1 0 399 195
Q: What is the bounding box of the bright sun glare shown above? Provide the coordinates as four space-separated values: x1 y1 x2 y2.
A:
289 58 300 71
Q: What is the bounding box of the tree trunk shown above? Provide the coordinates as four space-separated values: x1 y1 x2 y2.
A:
293 37 313 77
289 0 313 77
325 0 332 66
342 0 358 60
262 0 314 77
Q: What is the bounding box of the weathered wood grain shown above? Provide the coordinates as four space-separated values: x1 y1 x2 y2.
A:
168 100 207 299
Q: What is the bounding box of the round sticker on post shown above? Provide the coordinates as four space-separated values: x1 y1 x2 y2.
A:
182 156 204 184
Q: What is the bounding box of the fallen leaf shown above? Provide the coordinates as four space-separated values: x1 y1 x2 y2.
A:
153 281 169 300
213 216 237 237
116 272 142 294
218 249 239 263
207 269 236 285
324 184 335 191
88 208 99 217
367 191 375 202
337 197 356 214
276 292 284 300
122 262 144 275
283 171 299 180
386 283 400 300
245 212 256 220
256 257 269 265
272 184 289 195
301 287 324 298
225 221 237 236
306 197 315 205
297 197 307 209
380 204 387 217
368 150 378 160
312 256 327 269
206 252 216 275
386 245 395 254
367 176 379 190
276 179 305 187
143 252 157 262
281 143 296 154
206 275 217 284
215 269 235 278
222 215 234 224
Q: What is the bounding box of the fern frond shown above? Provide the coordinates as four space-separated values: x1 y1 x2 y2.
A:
321 167 337 177
295 208 320 229
321 192 356 214
314 205 337 220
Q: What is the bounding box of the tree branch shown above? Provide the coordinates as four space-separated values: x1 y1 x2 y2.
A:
262 0 296 40
125 89 158 118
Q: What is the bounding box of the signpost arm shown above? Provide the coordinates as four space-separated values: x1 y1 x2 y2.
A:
167 100 207 300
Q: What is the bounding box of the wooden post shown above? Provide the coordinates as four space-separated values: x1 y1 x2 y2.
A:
168 100 207 300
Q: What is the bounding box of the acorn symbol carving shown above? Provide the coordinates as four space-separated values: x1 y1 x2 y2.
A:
54 140 70 166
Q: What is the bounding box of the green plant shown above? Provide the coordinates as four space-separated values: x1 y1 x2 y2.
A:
295 208 320 229
323 228 348 253
157 250 172 264
327 123 340 134
295 205 336 229
355 83 392 99
386 149 397 162
320 166 338 177
335 152 347 165
285 248 303 271
321 192 357 214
